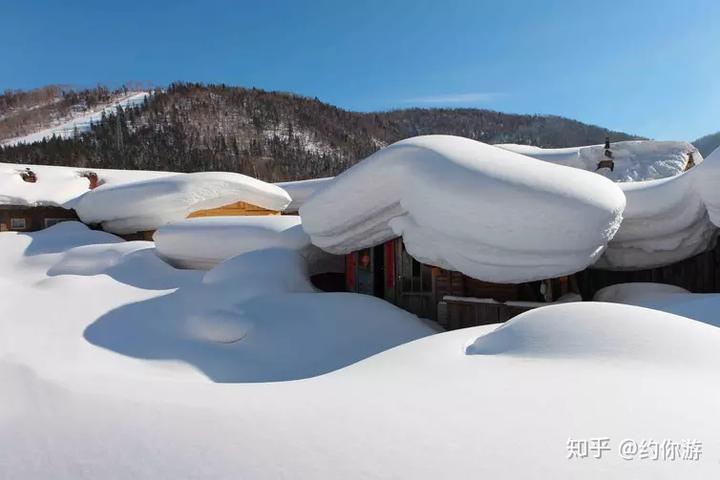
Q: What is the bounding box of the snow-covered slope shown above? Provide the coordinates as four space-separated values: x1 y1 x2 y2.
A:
0 91 149 147
301 135 626 283
497 140 701 182
2 224 719 478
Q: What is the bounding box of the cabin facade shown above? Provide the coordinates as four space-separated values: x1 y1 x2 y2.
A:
120 201 284 241
345 237 580 329
0 167 79 232
346 236 720 330
0 205 78 232
188 201 281 218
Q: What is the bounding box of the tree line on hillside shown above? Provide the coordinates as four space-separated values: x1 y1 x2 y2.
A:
0 83 640 182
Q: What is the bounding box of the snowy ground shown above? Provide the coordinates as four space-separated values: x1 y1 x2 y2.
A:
2 223 720 478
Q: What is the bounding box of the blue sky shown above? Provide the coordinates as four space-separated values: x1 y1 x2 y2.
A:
2 0 718 140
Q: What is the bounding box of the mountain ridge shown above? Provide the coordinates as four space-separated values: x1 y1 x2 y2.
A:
0 82 645 181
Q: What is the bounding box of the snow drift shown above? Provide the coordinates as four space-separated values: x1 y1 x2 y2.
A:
4 227 720 480
154 215 342 274
466 301 720 365
75 172 291 234
0 223 435 384
593 282 720 328
300 135 626 283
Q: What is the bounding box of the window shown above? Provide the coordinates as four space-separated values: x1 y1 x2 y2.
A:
44 218 69 228
10 218 26 230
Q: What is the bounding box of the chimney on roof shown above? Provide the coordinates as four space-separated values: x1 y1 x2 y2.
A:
20 168 37 183
596 136 615 172
686 151 696 171
79 171 101 189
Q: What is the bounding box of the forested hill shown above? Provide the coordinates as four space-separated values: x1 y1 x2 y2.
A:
0 83 641 182
693 131 720 157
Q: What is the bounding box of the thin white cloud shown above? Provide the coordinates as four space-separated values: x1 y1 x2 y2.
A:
403 92 506 104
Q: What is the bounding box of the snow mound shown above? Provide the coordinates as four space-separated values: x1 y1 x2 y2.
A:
497 140 700 182
593 282 690 303
155 216 342 274
301 135 626 283
275 177 334 213
465 302 720 365
593 282 720 328
202 247 316 296
75 172 291 234
83 246 436 382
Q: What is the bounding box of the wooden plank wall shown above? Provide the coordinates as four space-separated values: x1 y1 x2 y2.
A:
0 206 78 232
187 201 280 218
576 241 720 298
442 299 535 330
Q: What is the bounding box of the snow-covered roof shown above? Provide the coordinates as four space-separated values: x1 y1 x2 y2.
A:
274 177 334 213
0 161 174 208
497 140 701 182
595 145 720 270
154 215 341 274
300 135 626 283
75 172 291 234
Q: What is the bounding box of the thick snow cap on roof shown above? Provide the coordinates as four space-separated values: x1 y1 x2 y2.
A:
497 140 701 182
275 177 334 213
300 135 626 283
154 215 342 274
0 161 175 208
75 172 291 234
594 145 720 270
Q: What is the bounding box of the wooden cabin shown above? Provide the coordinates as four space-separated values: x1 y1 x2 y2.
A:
119 201 283 241
576 240 720 297
0 168 79 232
346 235 720 330
0 205 78 232
187 201 281 218
345 237 579 329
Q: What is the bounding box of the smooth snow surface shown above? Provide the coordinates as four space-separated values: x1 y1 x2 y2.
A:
594 282 690 303
75 172 291 234
3 226 720 479
0 222 434 384
497 140 701 182
275 176 334 213
154 215 342 274
0 161 174 207
593 282 720 328
1 92 149 147
301 135 626 283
